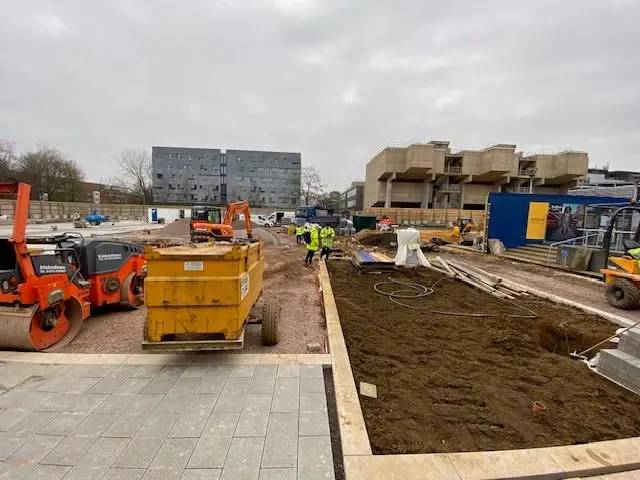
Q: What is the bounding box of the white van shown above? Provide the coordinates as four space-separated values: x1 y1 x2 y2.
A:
267 211 295 225
250 214 274 227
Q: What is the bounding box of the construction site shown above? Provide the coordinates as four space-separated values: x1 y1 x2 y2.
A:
1 180 640 480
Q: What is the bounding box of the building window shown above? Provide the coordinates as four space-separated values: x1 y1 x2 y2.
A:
156 173 163 179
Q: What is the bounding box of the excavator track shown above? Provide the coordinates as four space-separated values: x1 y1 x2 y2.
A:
0 300 84 352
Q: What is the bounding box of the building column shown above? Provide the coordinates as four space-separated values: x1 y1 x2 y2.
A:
421 181 432 208
384 179 392 208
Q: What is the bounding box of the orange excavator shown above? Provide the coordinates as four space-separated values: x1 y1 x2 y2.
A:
190 201 253 242
0 182 146 351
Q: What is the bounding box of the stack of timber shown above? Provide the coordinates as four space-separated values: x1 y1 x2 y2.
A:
426 256 529 300
351 250 396 271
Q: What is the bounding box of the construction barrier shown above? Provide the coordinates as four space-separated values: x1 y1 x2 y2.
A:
363 207 485 225
0 199 274 222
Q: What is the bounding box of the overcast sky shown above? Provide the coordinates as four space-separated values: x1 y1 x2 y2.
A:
1 0 639 190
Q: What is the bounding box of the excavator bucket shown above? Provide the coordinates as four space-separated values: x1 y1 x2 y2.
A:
0 300 84 352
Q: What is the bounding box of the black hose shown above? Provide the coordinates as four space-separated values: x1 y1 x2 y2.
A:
373 277 537 318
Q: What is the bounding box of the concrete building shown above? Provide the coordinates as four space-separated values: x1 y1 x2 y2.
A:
584 168 639 187
364 141 589 210
341 181 364 214
152 146 301 208
81 182 129 204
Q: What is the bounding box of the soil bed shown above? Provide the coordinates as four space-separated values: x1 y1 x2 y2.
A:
328 261 640 454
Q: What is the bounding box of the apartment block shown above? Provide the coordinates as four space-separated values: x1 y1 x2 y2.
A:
341 181 364 214
364 141 588 209
152 146 301 208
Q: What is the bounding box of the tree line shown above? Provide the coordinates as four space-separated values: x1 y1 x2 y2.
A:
0 140 152 204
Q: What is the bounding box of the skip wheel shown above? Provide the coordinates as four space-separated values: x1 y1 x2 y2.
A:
606 278 640 310
261 300 280 346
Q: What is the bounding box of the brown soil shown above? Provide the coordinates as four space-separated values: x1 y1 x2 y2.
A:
61 229 326 354
328 261 640 454
355 230 396 247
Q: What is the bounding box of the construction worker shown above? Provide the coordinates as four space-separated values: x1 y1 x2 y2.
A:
629 246 640 266
304 224 319 266
295 224 304 245
320 224 336 260
452 221 461 240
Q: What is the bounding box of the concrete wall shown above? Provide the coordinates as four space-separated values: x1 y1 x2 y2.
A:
0 199 273 222
463 184 499 206
364 207 485 225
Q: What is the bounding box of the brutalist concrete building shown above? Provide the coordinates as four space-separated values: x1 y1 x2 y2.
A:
152 146 301 208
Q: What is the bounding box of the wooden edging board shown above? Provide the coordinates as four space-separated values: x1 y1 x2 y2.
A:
319 260 640 480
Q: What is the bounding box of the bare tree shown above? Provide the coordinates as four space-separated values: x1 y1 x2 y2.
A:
116 149 152 204
14 145 85 201
300 166 325 205
0 140 16 179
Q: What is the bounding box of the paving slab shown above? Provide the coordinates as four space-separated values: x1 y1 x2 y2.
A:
0 355 334 479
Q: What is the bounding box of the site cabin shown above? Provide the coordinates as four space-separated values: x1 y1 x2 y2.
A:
147 208 189 224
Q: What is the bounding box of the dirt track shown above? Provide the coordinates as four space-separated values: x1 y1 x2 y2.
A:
62 225 326 354
328 261 640 454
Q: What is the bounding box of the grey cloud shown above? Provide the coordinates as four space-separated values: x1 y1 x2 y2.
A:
0 0 638 191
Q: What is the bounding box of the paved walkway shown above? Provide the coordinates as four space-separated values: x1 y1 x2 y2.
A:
0 355 335 480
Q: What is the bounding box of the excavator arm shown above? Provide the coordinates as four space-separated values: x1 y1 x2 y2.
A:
223 201 253 238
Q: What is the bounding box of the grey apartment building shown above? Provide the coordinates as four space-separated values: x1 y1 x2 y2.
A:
152 147 301 208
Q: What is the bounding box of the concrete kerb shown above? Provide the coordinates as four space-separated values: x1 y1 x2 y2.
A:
0 351 331 365
319 260 640 480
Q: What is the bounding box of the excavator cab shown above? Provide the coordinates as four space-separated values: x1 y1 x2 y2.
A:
190 206 230 241
190 202 254 242
600 206 640 309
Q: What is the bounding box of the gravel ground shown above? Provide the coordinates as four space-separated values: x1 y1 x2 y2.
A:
61 226 327 353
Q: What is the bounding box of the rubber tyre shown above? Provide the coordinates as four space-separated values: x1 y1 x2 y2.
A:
606 278 640 310
261 300 280 346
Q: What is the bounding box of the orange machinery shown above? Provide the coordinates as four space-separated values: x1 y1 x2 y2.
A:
0 182 146 351
190 201 253 242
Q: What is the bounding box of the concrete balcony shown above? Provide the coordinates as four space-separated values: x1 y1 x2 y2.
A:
471 145 519 182
434 202 460 209
404 144 437 177
443 166 462 174
518 167 537 177
527 151 589 185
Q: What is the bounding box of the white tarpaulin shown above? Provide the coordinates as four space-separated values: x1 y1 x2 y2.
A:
394 228 430 267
